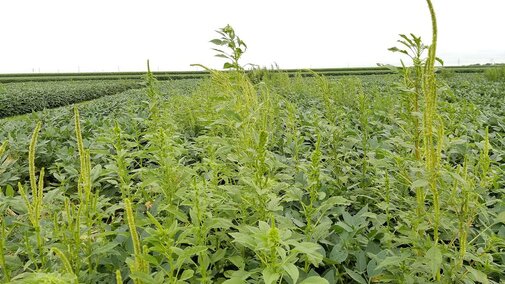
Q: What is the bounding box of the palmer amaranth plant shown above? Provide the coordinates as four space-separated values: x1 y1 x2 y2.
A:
0 0 504 283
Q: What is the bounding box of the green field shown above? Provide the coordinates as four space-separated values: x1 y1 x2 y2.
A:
0 65 491 84
1 1 505 282
0 70 504 283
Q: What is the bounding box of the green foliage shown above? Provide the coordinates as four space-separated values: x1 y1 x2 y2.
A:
438 67 456 79
484 65 505 81
0 71 504 283
0 80 141 118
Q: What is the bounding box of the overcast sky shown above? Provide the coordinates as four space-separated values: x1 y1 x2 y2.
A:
1 0 504 73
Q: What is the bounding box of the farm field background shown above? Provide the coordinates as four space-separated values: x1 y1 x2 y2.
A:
0 70 504 283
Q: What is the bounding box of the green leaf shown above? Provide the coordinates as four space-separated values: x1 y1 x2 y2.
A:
466 266 489 284
292 242 324 266
210 39 225 45
230 232 256 250
6 184 14 197
399 34 414 46
129 271 156 283
344 268 367 284
223 62 236 69
493 211 505 224
329 245 348 264
426 246 442 279
411 179 429 188
180 269 194 281
282 263 299 284
215 54 230 59
321 196 351 207
222 278 246 284
223 270 252 283
182 246 207 258
90 242 119 257
375 256 404 270
335 221 353 232
228 255 245 270
299 276 329 284
262 268 280 284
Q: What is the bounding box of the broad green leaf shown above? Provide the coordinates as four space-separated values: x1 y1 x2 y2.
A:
293 242 324 266
6 184 14 197
262 268 280 284
90 242 119 257
180 269 194 281
322 268 336 284
355 251 367 272
223 62 236 69
230 232 256 250
494 211 505 224
282 263 299 284
211 249 227 263
228 255 245 270
224 269 252 281
344 268 367 284
319 196 351 212
466 266 489 284
329 245 348 264
375 256 403 270
335 221 353 232
426 246 442 279
367 259 379 277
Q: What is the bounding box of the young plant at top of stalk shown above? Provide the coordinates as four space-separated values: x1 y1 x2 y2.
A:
145 60 161 125
477 126 492 188
210 24 247 71
389 33 427 162
388 32 443 163
113 121 132 199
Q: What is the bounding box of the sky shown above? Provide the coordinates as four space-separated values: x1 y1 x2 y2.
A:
1 0 504 73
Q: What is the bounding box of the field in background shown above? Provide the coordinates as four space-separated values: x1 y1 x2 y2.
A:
0 65 492 83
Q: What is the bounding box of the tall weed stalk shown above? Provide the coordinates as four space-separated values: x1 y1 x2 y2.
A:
423 0 442 245
18 121 46 269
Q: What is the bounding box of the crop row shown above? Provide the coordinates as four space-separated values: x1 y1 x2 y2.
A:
0 80 142 118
